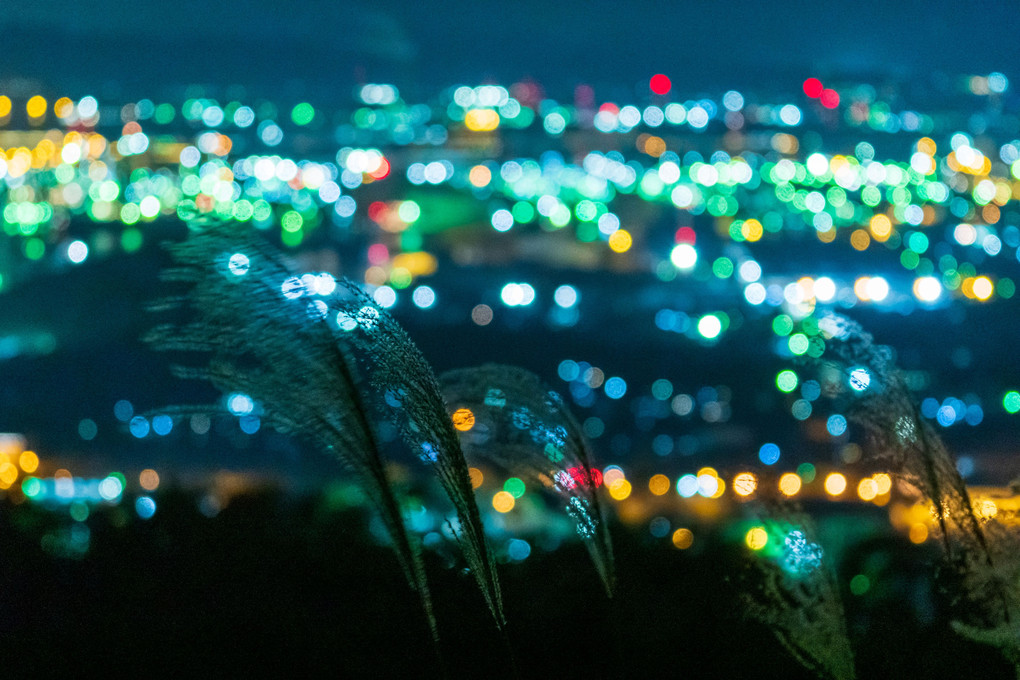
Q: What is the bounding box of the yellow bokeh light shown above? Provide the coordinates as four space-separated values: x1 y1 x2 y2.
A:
18 450 39 473
642 135 666 157
994 182 1012 206
87 135 107 159
824 472 847 496
54 97 75 118
648 474 671 496
492 490 515 513
745 526 768 550
873 473 892 495
26 95 47 119
468 467 484 489
857 478 878 501
778 473 802 496
0 95 11 118
609 478 632 501
917 137 936 155
452 408 475 432
391 251 438 278
732 472 757 497
139 468 160 491
672 527 694 549
464 108 500 132
468 164 491 188
0 461 17 486
608 229 632 253
850 229 871 251
741 219 763 242
33 139 55 168
908 523 928 544
869 214 892 241
972 276 994 301
854 276 872 301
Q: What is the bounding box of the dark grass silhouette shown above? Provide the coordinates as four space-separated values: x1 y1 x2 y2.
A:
440 364 615 597
145 220 505 654
811 313 1020 676
736 501 855 680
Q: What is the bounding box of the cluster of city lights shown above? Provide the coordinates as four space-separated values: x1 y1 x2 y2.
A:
4 69 1020 574
1 74 1017 313
0 433 164 534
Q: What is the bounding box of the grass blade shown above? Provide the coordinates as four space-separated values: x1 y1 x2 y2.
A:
440 364 615 597
737 502 856 680
812 313 1020 669
146 221 504 646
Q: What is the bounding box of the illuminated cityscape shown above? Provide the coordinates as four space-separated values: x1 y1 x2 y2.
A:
2 1 1020 677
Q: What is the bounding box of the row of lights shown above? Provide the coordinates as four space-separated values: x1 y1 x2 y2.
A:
481 467 896 513
639 469 893 502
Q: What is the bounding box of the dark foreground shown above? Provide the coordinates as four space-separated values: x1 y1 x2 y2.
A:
0 488 1011 679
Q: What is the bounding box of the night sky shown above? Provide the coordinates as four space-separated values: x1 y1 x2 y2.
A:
2 0 1017 98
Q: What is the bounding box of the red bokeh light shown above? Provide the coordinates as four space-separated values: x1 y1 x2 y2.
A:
367 201 388 223
650 74 672 95
367 243 389 265
675 226 696 245
569 466 604 489
802 77 823 98
820 88 840 109
368 157 391 180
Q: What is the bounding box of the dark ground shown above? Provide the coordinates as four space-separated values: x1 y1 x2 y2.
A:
0 486 1011 679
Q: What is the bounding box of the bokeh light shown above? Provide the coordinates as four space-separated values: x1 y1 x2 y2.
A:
492 491 515 513
745 527 768 550
671 527 694 549
824 473 847 496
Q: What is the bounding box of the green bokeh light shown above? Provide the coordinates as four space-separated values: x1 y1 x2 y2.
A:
291 102 315 126
281 210 303 233
796 463 816 484
849 574 870 596
24 238 45 260
511 201 535 223
121 228 143 252
788 333 809 355
504 477 526 498
772 315 794 336
776 370 799 393
22 477 42 498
